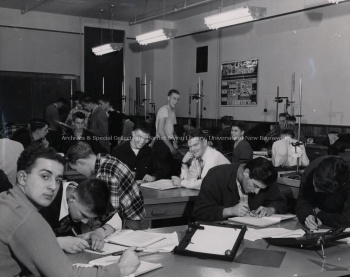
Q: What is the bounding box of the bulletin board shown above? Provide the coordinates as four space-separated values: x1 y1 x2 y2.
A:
221 58 258 106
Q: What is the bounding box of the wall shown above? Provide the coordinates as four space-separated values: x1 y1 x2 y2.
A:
147 0 350 126
0 8 141 115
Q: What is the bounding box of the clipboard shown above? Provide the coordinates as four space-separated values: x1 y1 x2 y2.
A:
174 222 246 262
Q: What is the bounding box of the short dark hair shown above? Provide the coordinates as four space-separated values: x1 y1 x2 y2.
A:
98 95 111 104
220 116 233 126
244 157 277 186
29 118 49 132
72 111 86 121
66 142 94 164
74 178 110 217
232 121 247 132
279 113 287 118
133 122 151 135
281 129 295 138
81 95 97 104
187 128 208 141
17 144 65 174
287 115 296 122
313 156 349 193
56 97 68 105
168 89 180 97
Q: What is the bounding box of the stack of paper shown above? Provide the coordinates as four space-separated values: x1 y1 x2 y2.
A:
228 214 296 228
245 227 305 241
140 179 177 190
107 230 166 248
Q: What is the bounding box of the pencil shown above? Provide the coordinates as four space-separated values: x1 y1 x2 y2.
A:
313 209 319 230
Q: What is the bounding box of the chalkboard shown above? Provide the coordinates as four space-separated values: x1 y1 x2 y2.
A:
0 71 79 124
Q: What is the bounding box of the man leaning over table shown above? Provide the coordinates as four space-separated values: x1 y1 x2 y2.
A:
171 128 230 190
66 141 146 229
192 157 287 222
0 143 139 277
40 178 122 254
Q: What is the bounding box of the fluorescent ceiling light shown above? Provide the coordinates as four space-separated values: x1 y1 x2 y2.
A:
92 43 123 56
204 6 266 30
328 0 345 3
136 29 177 45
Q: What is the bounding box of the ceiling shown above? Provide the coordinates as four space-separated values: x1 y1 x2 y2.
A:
0 0 230 24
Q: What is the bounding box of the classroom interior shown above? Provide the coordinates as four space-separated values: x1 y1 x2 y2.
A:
2 1 350 276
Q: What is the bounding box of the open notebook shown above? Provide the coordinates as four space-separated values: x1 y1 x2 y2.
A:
228 214 296 228
75 256 162 276
107 230 166 248
140 179 177 190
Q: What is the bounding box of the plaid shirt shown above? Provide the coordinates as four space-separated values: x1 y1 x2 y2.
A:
94 154 146 220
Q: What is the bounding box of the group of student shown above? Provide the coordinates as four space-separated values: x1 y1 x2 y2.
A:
1 89 350 276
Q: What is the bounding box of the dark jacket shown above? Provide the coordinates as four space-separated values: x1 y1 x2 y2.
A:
61 129 107 155
111 140 159 181
296 156 350 228
192 163 287 222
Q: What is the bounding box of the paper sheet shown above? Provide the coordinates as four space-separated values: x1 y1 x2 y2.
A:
108 231 166 248
89 256 162 276
228 214 296 228
244 228 305 241
140 179 177 190
145 232 179 252
185 225 241 255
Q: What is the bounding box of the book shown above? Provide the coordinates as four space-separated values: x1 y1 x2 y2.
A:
140 179 178 190
107 230 166 248
90 256 162 276
228 214 296 228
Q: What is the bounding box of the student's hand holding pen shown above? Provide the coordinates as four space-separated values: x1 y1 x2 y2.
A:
118 246 141 277
305 209 322 230
82 229 105 251
57 236 90 254
232 202 250 217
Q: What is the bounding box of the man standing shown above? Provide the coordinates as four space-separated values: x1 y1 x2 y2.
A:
171 129 230 190
112 122 159 182
81 95 110 152
66 142 146 226
0 144 139 276
98 95 123 149
153 89 181 179
44 98 68 132
192 157 287 222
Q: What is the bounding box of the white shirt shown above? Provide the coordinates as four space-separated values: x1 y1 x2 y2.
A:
272 137 309 167
59 181 122 232
180 146 230 190
156 105 177 139
0 138 24 185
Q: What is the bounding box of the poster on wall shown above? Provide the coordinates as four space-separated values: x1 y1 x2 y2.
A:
221 58 258 106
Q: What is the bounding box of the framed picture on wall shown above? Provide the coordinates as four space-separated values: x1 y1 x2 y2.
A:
220 58 258 106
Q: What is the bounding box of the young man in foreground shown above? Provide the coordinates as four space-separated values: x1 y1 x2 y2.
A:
0 144 139 276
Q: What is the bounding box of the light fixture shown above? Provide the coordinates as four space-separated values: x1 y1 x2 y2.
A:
204 6 266 30
92 5 123 56
136 28 177 45
328 0 346 3
92 43 123 56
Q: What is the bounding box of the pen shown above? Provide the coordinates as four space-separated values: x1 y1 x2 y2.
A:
71 228 79 237
313 209 319 230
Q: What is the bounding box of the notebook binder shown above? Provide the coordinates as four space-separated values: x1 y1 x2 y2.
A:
174 222 246 262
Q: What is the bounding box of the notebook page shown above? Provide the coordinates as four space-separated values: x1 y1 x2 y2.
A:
108 231 166 248
140 179 177 190
228 216 281 227
89 256 163 276
185 225 241 255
